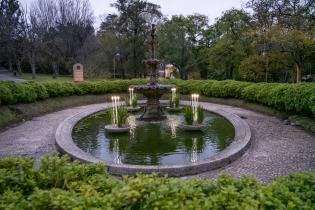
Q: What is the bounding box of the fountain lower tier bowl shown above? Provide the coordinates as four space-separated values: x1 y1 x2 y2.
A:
131 83 175 121
105 125 130 133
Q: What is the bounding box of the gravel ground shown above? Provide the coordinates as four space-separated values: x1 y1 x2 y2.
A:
0 102 314 182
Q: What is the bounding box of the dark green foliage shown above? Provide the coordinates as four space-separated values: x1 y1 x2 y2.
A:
0 80 146 105
42 82 79 97
0 82 14 104
197 106 204 124
183 106 193 125
126 93 138 107
25 82 49 100
0 155 315 209
107 106 128 127
169 95 180 108
5 82 38 103
165 80 315 117
131 94 138 108
117 107 128 127
0 80 314 118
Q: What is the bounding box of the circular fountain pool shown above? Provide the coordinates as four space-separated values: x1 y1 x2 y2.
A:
72 111 235 166
56 102 252 176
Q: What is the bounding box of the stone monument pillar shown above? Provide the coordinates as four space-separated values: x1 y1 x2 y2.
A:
73 63 84 82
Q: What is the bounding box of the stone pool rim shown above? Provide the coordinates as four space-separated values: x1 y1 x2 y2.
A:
55 101 252 177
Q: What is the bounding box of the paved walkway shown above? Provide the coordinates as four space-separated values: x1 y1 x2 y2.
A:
0 69 25 82
0 102 314 182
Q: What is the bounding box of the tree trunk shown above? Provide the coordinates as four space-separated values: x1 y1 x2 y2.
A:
296 63 301 83
8 59 13 73
30 51 36 79
265 57 269 82
30 60 36 80
133 44 137 78
120 62 125 79
16 60 22 76
52 61 59 79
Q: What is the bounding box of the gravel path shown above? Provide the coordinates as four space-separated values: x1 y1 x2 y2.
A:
0 102 314 182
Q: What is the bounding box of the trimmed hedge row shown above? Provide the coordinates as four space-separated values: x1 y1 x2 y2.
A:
0 80 146 105
0 155 314 209
163 80 315 117
1 79 315 117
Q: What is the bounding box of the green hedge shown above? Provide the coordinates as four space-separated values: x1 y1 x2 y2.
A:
0 155 314 209
163 80 315 117
0 80 146 105
1 79 315 117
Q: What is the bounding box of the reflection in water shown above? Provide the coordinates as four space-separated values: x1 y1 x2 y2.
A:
73 111 235 166
113 139 122 164
128 115 137 139
191 138 198 163
168 118 178 139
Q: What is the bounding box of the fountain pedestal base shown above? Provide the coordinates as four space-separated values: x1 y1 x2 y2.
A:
132 84 175 121
140 98 166 121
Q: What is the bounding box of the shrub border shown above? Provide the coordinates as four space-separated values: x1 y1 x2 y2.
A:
55 101 252 176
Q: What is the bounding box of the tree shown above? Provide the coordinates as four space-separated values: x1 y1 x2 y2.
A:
208 39 247 80
280 30 314 82
158 14 209 79
0 0 25 73
272 0 315 30
106 0 162 77
98 14 128 78
207 9 252 80
29 0 94 77
245 0 315 82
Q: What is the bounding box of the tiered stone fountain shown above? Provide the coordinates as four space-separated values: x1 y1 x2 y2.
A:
55 24 252 177
131 24 175 121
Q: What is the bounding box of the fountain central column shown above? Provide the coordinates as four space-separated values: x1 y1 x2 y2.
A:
131 24 175 121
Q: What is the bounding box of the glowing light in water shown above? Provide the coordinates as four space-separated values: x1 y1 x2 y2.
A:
169 120 178 139
128 88 134 106
113 139 121 164
128 115 137 139
171 88 177 108
191 94 199 123
111 96 120 126
191 138 198 163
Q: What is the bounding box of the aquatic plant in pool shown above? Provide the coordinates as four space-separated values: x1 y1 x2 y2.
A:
183 94 204 126
183 106 194 125
169 88 180 108
126 88 138 108
72 110 234 166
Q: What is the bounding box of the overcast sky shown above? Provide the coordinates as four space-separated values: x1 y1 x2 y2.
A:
20 0 245 27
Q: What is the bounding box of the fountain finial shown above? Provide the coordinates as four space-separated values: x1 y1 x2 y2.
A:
147 24 159 84
151 24 156 59
130 24 176 121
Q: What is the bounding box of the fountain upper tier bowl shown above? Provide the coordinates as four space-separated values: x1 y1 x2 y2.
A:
131 83 176 121
132 83 175 93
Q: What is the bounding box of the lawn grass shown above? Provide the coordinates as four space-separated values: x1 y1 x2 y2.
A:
20 73 110 82
20 73 73 82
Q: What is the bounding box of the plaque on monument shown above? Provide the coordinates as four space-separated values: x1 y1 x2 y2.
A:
73 63 84 82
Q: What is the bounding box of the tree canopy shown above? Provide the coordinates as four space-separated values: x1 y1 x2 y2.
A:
0 0 314 82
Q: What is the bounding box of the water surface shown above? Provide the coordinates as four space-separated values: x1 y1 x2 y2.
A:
73 110 235 166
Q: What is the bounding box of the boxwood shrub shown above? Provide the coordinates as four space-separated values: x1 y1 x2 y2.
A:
0 79 314 117
0 80 146 105
164 80 315 117
0 155 314 209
